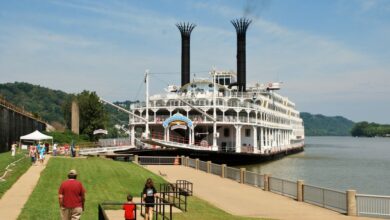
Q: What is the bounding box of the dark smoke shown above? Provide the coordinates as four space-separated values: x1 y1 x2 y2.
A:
243 0 271 19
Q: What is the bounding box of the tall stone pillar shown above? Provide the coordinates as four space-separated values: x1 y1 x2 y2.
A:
71 101 79 134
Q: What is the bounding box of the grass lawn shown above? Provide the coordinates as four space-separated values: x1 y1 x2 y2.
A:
19 157 267 220
0 150 31 198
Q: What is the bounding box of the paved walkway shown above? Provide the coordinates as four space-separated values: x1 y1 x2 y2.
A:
146 165 377 220
0 155 50 220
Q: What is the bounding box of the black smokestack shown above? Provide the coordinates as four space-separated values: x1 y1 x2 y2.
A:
176 22 196 86
231 18 251 92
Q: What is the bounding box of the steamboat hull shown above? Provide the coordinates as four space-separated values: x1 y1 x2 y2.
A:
118 146 304 166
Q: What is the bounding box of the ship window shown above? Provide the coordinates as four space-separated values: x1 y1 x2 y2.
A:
245 129 251 137
224 128 229 137
225 78 230 85
218 78 224 85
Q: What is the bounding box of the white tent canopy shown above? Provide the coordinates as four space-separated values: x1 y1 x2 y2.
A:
93 129 108 135
20 130 53 141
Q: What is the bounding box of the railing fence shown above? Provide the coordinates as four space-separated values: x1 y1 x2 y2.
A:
225 166 241 182
303 184 347 213
269 177 297 199
138 156 178 165
244 171 264 189
210 163 223 176
356 194 390 218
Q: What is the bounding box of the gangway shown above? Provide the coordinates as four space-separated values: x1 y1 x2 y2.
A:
79 146 133 155
141 132 213 151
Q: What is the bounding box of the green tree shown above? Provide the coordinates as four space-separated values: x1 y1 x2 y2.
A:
62 91 107 140
77 91 108 140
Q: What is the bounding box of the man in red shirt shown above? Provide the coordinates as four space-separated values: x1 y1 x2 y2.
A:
58 169 86 220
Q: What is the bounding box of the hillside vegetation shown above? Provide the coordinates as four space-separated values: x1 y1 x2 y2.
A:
0 82 135 139
300 112 355 136
0 82 70 124
351 122 390 137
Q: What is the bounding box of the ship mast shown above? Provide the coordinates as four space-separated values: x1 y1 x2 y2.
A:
212 69 218 151
145 70 150 138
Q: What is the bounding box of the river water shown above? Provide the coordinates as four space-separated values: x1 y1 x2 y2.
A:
242 136 390 196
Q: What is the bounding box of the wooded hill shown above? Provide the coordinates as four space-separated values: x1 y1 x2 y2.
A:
0 82 134 135
300 112 355 136
0 82 70 125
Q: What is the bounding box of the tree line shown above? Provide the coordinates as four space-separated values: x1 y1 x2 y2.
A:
351 122 390 137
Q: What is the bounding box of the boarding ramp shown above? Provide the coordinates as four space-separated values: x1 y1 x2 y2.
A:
79 138 137 155
141 132 213 151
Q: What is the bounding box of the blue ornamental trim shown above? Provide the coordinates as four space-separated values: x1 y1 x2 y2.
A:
162 113 193 128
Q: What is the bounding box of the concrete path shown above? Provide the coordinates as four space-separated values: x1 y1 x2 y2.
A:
146 165 377 220
0 155 50 220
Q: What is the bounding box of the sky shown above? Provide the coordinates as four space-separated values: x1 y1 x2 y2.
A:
0 0 389 123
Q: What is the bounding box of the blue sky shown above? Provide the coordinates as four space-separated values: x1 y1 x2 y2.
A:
0 0 389 123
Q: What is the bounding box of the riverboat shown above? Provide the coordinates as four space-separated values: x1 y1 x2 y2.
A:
124 18 305 164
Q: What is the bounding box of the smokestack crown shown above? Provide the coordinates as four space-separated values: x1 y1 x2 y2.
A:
231 18 252 36
176 23 196 38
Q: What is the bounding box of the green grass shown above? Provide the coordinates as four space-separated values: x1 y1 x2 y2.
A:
19 157 267 220
18 157 165 219
0 150 31 198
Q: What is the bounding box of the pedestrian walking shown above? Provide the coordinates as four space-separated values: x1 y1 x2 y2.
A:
53 143 58 156
11 142 16 157
142 178 157 220
58 169 86 220
123 194 136 220
29 146 36 165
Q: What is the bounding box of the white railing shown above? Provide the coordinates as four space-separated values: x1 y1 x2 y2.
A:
99 138 132 147
357 194 390 218
149 139 213 151
79 146 132 155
